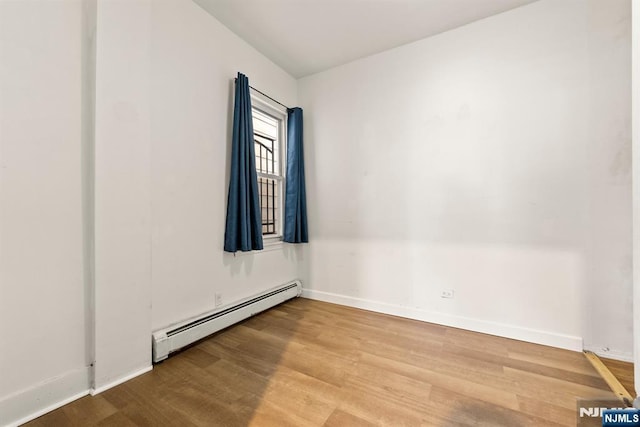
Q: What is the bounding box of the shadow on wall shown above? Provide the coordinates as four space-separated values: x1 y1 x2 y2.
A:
221 244 303 278
222 251 256 277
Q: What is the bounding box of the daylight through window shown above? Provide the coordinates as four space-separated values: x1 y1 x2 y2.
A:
252 106 284 237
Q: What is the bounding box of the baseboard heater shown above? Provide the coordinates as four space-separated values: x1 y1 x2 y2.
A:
152 280 302 363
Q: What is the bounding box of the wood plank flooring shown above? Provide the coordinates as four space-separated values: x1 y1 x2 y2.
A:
601 357 636 397
25 298 631 426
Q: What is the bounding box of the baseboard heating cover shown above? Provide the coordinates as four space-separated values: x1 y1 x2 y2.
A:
152 280 302 363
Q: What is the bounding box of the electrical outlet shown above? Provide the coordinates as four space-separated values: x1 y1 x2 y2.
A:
440 289 454 299
215 293 223 307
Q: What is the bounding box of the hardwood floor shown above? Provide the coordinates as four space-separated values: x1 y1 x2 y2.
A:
26 298 631 426
601 357 636 397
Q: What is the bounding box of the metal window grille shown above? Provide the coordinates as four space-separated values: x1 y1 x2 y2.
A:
252 105 283 238
254 133 279 235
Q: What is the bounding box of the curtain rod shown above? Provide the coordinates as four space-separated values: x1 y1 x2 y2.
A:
234 78 290 110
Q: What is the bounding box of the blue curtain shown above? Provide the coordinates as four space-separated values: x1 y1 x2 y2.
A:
224 73 263 252
283 108 308 243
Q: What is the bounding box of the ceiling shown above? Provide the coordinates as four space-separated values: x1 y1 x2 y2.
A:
194 0 538 78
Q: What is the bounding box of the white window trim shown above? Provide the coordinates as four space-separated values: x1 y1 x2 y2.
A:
251 92 287 246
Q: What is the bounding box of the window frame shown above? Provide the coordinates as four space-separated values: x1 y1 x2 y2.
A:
251 94 287 244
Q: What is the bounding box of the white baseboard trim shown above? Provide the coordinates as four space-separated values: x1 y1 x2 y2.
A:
0 366 90 427
90 365 152 396
302 289 584 352
584 346 634 363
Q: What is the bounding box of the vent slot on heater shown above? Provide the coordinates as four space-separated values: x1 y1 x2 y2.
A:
152 280 302 363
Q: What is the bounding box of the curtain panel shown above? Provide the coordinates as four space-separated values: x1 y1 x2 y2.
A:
224 73 263 252
283 107 309 243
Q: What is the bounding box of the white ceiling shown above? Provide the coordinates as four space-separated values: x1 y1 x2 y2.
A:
194 0 538 78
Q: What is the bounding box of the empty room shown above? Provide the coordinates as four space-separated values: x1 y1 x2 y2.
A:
2 0 640 425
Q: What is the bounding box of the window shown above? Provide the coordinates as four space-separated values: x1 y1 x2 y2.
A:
252 99 285 240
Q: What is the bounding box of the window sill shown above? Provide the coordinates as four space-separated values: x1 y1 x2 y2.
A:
262 237 285 252
231 238 284 257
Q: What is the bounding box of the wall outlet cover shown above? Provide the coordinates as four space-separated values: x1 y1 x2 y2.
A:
440 290 454 299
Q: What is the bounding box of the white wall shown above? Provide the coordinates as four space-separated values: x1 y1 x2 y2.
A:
91 0 304 393
632 0 640 398
0 0 89 423
299 0 632 357
583 0 633 360
149 0 303 331
92 0 153 391
0 0 304 423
